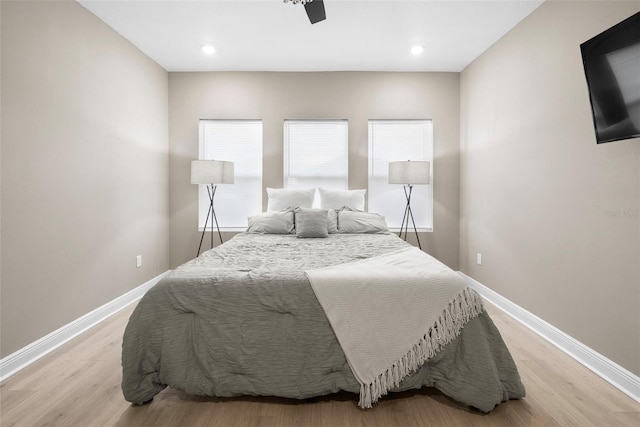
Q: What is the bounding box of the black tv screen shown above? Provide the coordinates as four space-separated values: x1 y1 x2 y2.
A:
580 11 640 144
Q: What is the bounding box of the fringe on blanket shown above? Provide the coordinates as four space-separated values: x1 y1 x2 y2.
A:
358 287 484 409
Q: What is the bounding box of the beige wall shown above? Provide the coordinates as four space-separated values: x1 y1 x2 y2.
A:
0 1 170 357
460 1 640 375
169 72 460 269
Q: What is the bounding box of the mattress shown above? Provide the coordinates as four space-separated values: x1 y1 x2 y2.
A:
121 233 524 412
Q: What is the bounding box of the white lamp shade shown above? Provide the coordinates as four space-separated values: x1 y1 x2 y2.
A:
388 161 430 185
191 160 234 184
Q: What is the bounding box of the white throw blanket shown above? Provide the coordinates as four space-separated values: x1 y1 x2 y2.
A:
305 247 484 408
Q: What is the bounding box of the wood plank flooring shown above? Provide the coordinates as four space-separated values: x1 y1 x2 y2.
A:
1 302 639 426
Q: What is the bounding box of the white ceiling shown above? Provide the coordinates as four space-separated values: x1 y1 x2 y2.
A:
78 0 544 72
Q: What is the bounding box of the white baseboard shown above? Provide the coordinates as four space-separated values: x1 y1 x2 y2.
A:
459 272 640 405
0 271 170 382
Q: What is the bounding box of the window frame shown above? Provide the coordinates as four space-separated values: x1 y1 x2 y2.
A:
367 119 434 232
283 119 349 205
198 119 263 231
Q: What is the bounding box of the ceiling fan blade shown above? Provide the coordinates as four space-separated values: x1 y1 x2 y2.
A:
304 0 326 24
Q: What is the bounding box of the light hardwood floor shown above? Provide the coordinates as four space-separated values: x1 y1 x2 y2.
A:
1 302 639 427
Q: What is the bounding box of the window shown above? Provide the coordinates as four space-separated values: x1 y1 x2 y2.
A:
283 120 348 202
198 120 262 229
368 120 433 230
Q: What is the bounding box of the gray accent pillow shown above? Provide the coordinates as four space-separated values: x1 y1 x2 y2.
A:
295 208 329 238
327 209 338 234
247 209 295 234
338 210 390 234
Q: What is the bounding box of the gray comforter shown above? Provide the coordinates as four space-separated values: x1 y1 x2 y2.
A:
122 233 525 412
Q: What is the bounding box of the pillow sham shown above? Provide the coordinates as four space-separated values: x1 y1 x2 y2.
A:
319 188 366 211
246 209 294 234
294 208 329 238
327 209 338 234
338 210 389 234
266 188 316 212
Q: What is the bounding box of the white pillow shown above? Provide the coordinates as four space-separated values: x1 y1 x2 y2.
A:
338 210 389 234
266 188 316 212
247 209 295 234
318 188 366 210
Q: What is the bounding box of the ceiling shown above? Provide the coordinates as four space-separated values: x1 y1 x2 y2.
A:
78 0 544 72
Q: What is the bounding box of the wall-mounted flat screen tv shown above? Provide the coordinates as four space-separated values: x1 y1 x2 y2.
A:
580 11 640 144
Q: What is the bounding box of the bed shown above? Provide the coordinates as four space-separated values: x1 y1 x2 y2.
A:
121 211 525 412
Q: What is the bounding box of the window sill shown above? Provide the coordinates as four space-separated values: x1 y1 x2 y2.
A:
389 228 433 233
197 227 247 233
198 228 433 233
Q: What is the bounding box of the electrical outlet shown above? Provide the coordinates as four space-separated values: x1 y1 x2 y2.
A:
476 253 482 266
136 255 142 268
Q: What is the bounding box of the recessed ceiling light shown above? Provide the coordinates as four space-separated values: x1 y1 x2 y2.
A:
201 44 216 55
410 45 424 55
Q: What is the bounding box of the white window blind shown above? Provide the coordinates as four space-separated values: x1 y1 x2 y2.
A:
284 120 348 201
368 120 433 230
199 120 262 229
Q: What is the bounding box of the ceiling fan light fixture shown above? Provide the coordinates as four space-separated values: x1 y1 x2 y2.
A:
283 0 314 5
285 0 325 24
